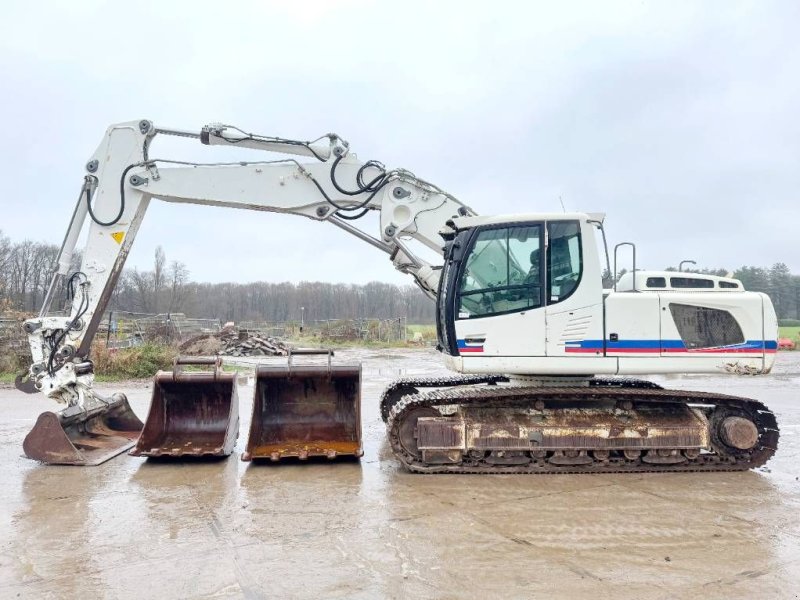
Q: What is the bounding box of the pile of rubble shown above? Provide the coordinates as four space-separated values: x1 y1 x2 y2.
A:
220 333 289 357
179 327 290 357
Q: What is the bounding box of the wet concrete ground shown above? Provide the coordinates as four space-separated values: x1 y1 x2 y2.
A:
1 349 799 599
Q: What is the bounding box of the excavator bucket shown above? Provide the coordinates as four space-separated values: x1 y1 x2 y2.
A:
23 393 143 466
243 350 362 462
130 357 239 458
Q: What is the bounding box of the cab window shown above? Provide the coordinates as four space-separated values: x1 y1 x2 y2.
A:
547 221 582 304
458 224 543 318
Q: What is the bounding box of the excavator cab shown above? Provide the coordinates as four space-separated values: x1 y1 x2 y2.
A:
436 216 600 364
130 356 239 458
243 349 362 462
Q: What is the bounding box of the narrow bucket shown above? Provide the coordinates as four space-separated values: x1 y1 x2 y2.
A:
130 357 239 458
23 393 143 466
243 350 362 462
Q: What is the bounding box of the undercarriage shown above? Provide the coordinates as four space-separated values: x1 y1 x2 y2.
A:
381 376 779 474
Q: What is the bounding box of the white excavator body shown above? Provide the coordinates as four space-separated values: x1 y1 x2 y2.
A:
440 214 777 376
17 120 780 471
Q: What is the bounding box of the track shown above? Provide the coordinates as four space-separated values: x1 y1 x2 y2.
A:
379 374 508 422
384 378 779 474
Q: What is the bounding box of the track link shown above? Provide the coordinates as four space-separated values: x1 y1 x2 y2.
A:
379 374 508 422
385 381 778 474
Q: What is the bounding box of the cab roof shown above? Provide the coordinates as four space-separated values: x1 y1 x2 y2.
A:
448 212 603 231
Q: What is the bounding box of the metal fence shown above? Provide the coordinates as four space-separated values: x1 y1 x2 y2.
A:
2 311 413 354
0 315 30 368
99 312 222 348
315 317 408 342
238 317 408 342
238 321 292 338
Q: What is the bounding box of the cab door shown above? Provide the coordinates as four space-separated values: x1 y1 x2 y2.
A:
452 222 547 357
544 220 606 357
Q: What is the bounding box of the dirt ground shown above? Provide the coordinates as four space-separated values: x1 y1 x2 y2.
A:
1 349 799 599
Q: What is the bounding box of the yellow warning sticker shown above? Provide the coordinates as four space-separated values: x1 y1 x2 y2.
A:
111 231 125 245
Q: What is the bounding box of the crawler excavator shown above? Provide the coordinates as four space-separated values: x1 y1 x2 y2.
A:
18 120 779 472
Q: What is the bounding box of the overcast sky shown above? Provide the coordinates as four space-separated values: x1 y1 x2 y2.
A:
1 0 797 285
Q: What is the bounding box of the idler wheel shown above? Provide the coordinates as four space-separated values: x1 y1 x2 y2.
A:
719 416 759 450
381 385 418 422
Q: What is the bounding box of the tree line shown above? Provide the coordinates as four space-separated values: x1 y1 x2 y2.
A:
4 229 800 323
0 232 436 323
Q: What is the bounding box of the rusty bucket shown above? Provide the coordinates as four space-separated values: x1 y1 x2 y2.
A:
243 349 362 462
130 356 239 458
23 393 143 466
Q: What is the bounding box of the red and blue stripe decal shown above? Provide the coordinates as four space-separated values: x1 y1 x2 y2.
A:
565 339 778 354
457 339 484 353
459 339 778 355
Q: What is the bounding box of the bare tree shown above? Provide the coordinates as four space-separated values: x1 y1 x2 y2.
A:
10 241 36 309
29 243 58 310
152 246 166 313
0 230 10 297
128 269 155 312
168 260 190 312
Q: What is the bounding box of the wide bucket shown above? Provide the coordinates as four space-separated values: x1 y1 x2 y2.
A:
23 393 143 466
243 350 362 462
130 357 239 458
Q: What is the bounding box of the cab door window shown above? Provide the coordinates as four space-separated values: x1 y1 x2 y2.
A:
547 221 582 304
458 224 543 318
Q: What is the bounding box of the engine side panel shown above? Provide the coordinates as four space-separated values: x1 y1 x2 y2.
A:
607 290 775 375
